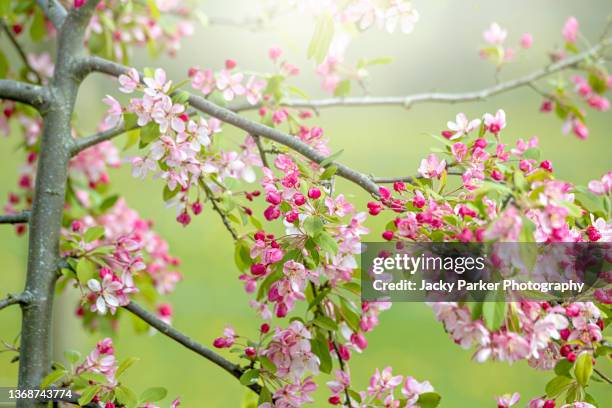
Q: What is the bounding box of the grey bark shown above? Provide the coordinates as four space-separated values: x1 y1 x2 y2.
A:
16 2 100 407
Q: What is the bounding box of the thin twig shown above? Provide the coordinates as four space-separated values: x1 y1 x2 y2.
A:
0 20 43 84
594 367 612 385
229 38 611 112
0 211 30 224
123 302 261 394
203 184 239 241
252 135 269 168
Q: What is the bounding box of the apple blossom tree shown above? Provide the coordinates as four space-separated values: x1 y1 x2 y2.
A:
0 1 611 407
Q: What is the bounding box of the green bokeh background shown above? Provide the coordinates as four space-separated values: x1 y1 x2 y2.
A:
1 0 611 406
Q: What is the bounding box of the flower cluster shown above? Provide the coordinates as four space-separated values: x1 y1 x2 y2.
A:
85 0 196 61
480 22 533 65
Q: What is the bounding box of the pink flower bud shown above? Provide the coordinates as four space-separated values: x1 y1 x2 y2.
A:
566 352 576 362
543 400 555 408
293 193 306 206
441 130 455 139
260 323 270 333
71 220 83 232
328 396 341 405
192 201 203 215
378 186 391 200
565 304 580 317
559 328 570 341
268 47 282 61
245 347 256 357
539 160 553 172
11 24 23 35
74 0 86 8
285 211 298 223
382 230 394 241
176 211 191 226
474 138 487 149
225 59 237 70
158 303 173 317
540 100 553 112
265 191 282 205
393 182 406 192
254 231 266 241
338 345 351 361
105 402 116 408
275 302 288 318
491 170 504 181
350 333 368 350
520 33 533 49
213 337 227 348
263 205 280 221
251 263 266 276
367 202 382 216
307 188 321 199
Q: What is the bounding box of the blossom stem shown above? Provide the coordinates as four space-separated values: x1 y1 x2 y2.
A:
203 184 239 241
0 20 43 84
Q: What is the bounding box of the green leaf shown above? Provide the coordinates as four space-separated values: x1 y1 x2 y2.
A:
258 387 272 405
320 149 344 167
0 49 8 78
30 7 46 42
315 231 338 255
482 291 507 331
78 384 101 406
172 90 191 105
258 356 277 373
115 385 138 408
303 216 324 237
320 165 338 180
574 351 593 386
79 371 107 384
40 369 67 389
312 315 338 331
310 338 332 374
554 359 573 378
99 195 119 213
234 240 252 272
140 387 167 403
116 357 139 378
84 226 105 243
239 369 260 385
417 392 442 408
63 350 81 365
307 13 335 64
76 258 97 283
333 79 351 97
139 122 161 148
545 375 573 397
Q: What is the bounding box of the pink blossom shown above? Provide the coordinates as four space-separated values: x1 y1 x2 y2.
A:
367 366 403 397
496 392 520 408
483 109 506 134
418 154 446 179
216 70 245 101
384 0 419 34
587 172 612 195
562 17 579 44
102 95 122 128
118 68 140 93
451 142 468 161
269 46 283 61
87 271 130 315
143 68 172 97
76 338 118 387
401 376 434 405
446 113 481 139
245 76 266 105
483 22 507 45
261 321 319 380
520 33 533 49
325 194 355 217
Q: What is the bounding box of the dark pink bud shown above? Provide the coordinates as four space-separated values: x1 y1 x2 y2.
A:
263 205 280 221
338 345 351 361
254 231 266 241
293 193 306 206
11 24 23 35
565 304 580 317
176 211 191 226
192 201 203 215
275 302 288 318
213 337 227 348
260 323 270 334
367 201 382 216
382 230 394 241
245 347 256 357
441 130 455 139
285 211 298 223
474 138 487 149
74 0 86 8
559 328 570 341
158 303 173 317
351 333 368 350
225 59 237 69
412 194 426 209
378 186 391 200
540 100 553 113
250 263 267 276
491 170 504 181
539 160 553 172
328 395 341 405
586 226 601 242
393 182 406 192
543 400 555 408
307 188 321 199
71 220 83 232
566 352 576 362
266 191 282 205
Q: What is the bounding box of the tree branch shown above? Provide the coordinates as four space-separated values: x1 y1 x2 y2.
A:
71 123 132 155
123 302 261 394
230 37 612 112
203 184 239 241
74 56 381 196
36 0 67 29
0 211 30 224
0 20 43 84
0 292 33 311
0 80 48 107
